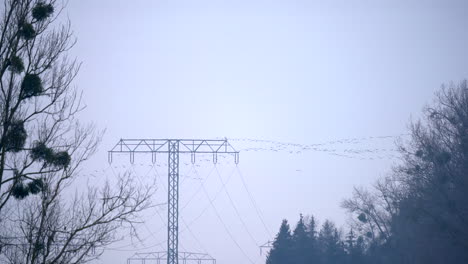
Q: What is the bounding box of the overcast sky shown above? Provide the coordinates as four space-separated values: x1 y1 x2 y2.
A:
64 1 468 263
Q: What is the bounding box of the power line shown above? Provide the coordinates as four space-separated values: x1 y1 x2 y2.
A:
183 165 237 229
105 164 203 253
235 166 273 238
108 165 192 254
195 166 256 264
180 217 208 254
214 166 260 247
180 166 216 211
104 165 167 250
106 239 167 252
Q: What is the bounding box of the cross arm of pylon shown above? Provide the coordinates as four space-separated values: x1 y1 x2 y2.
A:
108 138 239 164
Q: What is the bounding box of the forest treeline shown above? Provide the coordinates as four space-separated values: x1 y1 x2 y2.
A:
267 81 468 264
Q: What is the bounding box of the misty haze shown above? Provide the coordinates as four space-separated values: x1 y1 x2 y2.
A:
1 1 468 264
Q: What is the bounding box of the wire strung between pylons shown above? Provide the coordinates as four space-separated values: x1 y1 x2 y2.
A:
214 166 260 248
180 166 217 211
193 165 257 264
235 166 274 239
129 163 172 249
109 163 188 251
180 217 209 254
76 161 212 253
105 165 167 251
102 155 264 262
183 165 237 229
142 224 166 252
106 239 167 252
106 164 200 252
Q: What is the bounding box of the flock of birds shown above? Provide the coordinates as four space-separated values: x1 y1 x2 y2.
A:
87 134 408 180
230 134 408 160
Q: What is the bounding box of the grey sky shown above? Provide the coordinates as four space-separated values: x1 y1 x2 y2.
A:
64 0 468 263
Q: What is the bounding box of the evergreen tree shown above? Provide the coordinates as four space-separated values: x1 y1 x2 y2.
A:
267 219 293 264
306 215 320 263
307 215 318 239
318 220 346 264
345 229 366 264
291 214 309 264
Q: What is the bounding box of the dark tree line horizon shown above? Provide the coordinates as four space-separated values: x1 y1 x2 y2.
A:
267 81 468 264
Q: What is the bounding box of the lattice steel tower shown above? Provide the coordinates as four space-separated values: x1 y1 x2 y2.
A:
109 139 239 264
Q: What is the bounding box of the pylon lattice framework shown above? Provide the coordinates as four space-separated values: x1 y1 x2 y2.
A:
109 139 239 264
127 251 216 264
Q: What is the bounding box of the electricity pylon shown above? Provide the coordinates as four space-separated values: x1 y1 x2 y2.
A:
109 139 239 264
260 240 273 255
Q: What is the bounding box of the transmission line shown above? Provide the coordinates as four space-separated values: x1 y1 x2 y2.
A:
184 165 237 228
235 166 273 238
198 178 256 264
180 166 216 211
214 166 260 247
180 217 208 254
104 165 167 250
106 239 167 252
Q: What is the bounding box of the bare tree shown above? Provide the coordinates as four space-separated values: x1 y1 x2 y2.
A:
0 1 154 263
341 181 394 243
342 170 406 246
393 80 468 251
0 0 80 212
343 81 468 263
2 173 153 264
